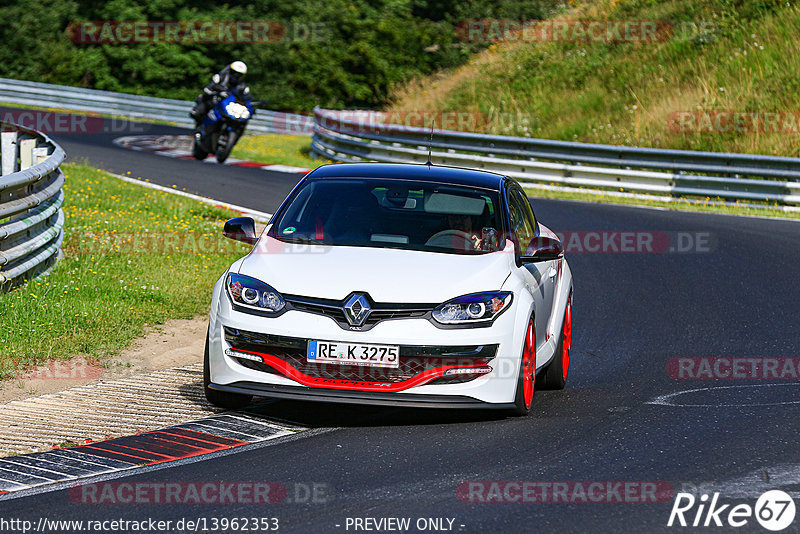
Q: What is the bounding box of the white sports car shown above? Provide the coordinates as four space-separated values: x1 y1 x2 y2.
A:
205 163 572 415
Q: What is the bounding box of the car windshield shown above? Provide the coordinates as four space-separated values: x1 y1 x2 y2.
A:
271 178 506 254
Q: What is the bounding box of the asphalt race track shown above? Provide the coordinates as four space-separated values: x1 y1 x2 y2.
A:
2 113 800 532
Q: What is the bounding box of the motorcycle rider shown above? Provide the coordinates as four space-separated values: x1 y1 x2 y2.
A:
190 61 251 130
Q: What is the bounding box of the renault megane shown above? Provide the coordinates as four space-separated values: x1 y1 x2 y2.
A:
205 163 572 415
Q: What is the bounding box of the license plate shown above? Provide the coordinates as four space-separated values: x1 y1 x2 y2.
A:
307 340 400 368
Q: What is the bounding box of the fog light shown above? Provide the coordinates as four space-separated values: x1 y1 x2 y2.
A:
224 348 262 362
444 366 492 376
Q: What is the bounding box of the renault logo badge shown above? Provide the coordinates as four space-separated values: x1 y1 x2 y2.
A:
343 293 371 326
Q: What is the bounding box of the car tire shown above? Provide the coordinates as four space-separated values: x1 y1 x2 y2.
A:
540 295 572 390
203 331 253 409
510 317 536 416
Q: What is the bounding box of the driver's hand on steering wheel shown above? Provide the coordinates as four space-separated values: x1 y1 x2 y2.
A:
471 235 482 250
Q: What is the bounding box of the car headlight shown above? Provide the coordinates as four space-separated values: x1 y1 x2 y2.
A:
227 273 285 313
432 291 513 325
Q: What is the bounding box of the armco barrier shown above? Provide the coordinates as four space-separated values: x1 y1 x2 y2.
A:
311 108 800 205
0 77 313 135
0 122 65 288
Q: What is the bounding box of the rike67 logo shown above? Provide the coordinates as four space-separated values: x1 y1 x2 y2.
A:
668 490 796 531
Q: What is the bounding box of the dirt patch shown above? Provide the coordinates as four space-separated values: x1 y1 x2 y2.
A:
0 316 208 404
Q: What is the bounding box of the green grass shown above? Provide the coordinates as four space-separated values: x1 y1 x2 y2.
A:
390 0 800 157
56 440 83 449
0 163 251 379
230 133 326 169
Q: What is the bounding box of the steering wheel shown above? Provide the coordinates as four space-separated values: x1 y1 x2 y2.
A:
425 230 475 250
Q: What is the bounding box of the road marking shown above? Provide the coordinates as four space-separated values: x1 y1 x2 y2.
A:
107 171 273 222
647 382 800 407
0 458 75 478
113 135 312 174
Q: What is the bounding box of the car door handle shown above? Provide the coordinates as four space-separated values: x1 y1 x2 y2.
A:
548 266 557 278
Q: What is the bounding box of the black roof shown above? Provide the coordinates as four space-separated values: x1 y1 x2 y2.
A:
306 163 507 191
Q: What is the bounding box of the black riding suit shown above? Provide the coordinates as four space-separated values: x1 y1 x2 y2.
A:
190 66 251 126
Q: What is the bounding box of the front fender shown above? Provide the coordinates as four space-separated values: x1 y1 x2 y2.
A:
542 258 573 368
501 274 536 379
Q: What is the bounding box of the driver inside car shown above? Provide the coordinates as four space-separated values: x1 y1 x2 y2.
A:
425 213 485 252
447 213 484 251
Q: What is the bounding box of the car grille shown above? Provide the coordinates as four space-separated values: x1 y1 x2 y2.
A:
224 327 496 384
284 294 433 331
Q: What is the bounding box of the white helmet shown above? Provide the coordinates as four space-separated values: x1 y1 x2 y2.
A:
230 61 247 75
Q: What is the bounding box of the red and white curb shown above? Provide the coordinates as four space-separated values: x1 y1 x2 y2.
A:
0 362 306 495
0 411 304 495
113 135 312 175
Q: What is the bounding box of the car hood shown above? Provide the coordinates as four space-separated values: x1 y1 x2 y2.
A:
236 237 514 303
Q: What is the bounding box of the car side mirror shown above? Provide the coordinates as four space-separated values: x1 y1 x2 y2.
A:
223 217 258 245
520 236 563 263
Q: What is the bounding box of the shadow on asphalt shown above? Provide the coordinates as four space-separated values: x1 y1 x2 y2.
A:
176 375 574 430
238 398 510 428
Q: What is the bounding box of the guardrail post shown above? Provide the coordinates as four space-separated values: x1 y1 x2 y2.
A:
33 146 50 164
19 138 35 170
1 130 18 175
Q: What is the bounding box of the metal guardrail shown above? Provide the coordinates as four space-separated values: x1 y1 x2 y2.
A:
0 122 65 288
3 77 798 206
311 108 800 205
0 77 313 135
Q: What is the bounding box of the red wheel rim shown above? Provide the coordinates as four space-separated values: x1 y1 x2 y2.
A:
562 299 572 381
523 319 535 408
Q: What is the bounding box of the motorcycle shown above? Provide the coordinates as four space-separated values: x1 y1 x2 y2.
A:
192 88 264 164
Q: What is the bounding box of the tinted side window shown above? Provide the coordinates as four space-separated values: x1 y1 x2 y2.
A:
518 190 537 233
507 188 536 253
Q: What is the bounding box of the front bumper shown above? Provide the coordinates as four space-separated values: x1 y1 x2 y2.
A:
207 382 516 409
208 277 524 406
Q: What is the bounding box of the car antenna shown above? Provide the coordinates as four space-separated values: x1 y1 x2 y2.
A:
426 119 435 167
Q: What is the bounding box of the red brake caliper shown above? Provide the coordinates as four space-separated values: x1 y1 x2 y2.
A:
562 299 572 381
523 319 535 407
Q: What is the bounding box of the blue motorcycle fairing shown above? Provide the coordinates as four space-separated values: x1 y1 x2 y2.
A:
201 92 255 131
